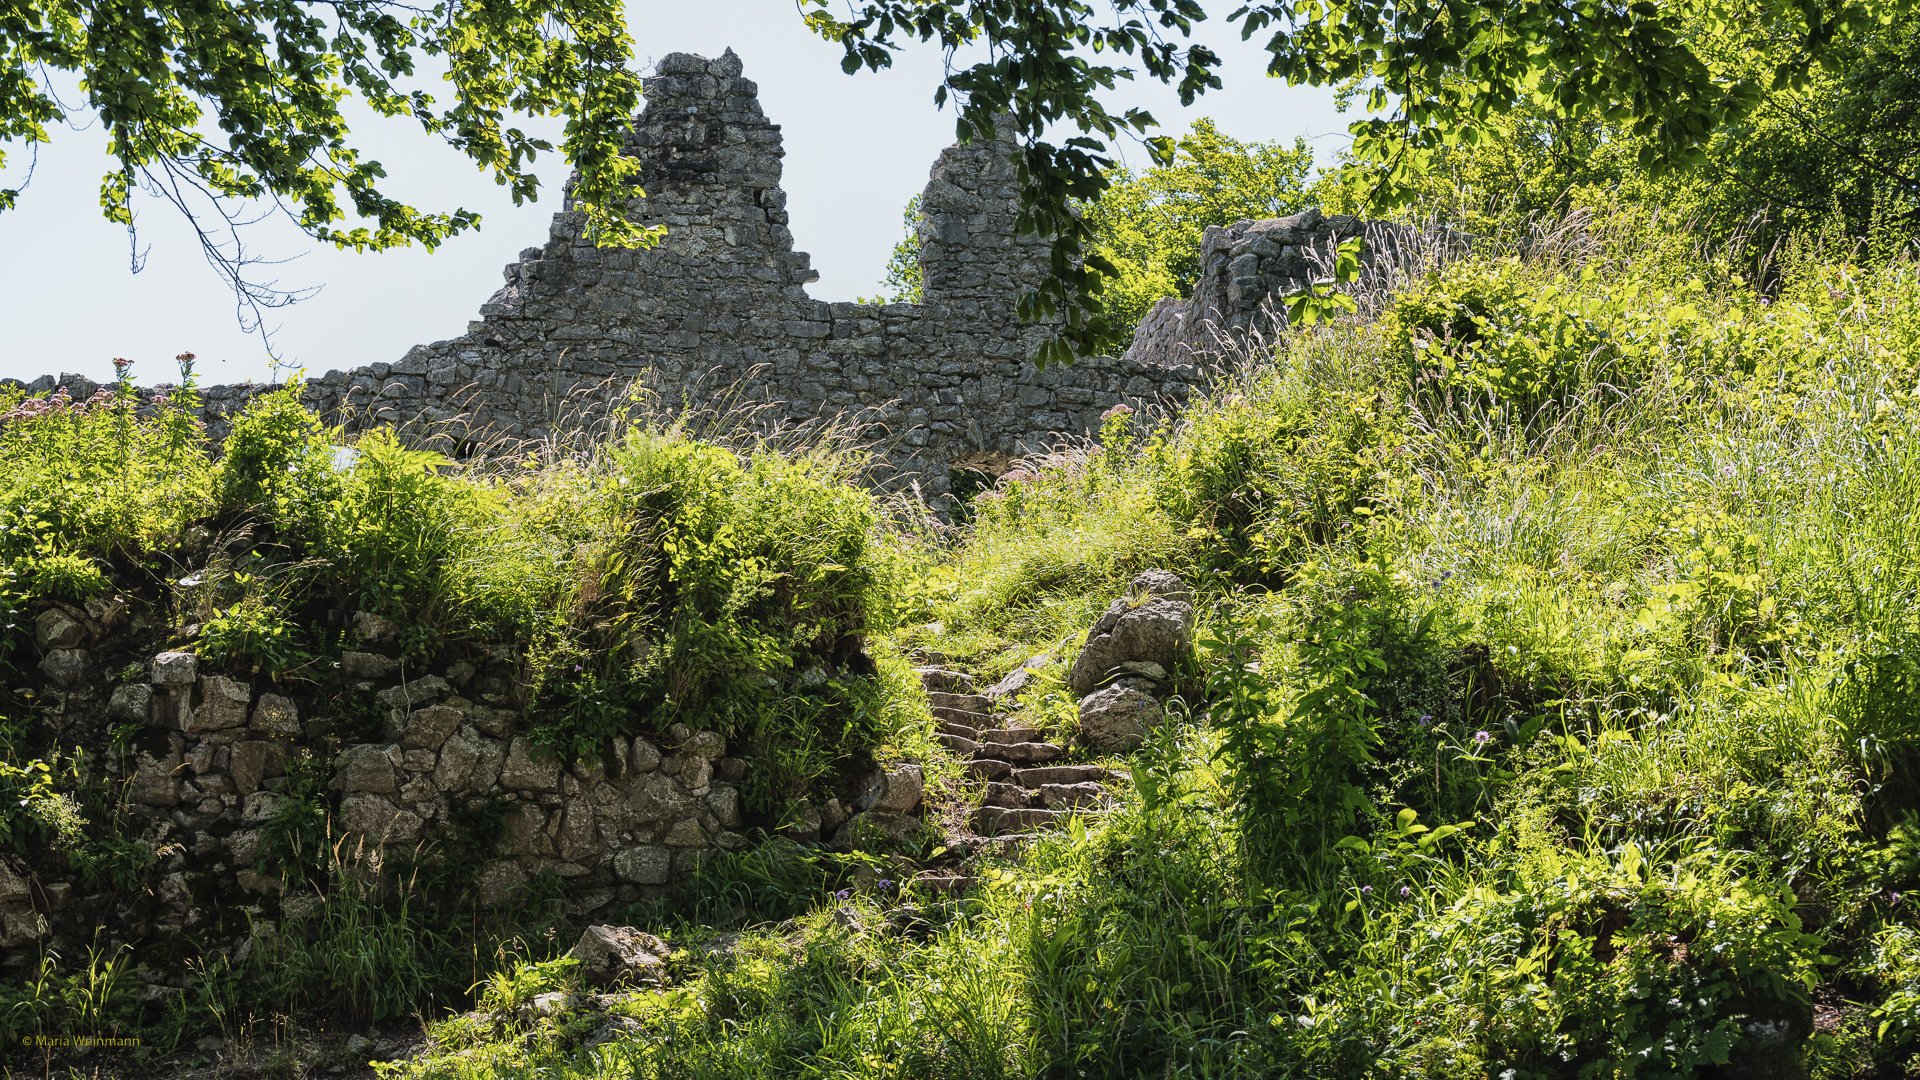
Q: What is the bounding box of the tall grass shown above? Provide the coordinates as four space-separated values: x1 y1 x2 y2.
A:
386 217 1920 1079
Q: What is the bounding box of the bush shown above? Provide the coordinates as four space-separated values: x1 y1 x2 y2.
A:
213 384 341 543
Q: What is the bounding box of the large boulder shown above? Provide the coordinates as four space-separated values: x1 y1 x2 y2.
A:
613 845 672 885
568 924 670 987
38 648 89 686
339 794 424 844
433 727 504 790
865 764 925 815
1077 680 1165 754
250 693 301 738
395 705 463 751
128 749 183 806
229 740 283 796
1067 588 1194 696
107 683 154 723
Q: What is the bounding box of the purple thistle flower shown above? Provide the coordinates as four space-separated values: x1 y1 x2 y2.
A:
1473 730 1492 746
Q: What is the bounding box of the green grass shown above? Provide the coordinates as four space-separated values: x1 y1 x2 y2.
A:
8 213 1920 1077
0 380 930 1059
380 219 1920 1079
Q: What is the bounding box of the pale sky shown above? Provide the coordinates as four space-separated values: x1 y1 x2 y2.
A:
0 2 1352 386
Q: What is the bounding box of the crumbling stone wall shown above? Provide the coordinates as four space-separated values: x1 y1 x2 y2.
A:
1120 208 1440 369
276 50 1223 496
7 53 1412 498
1 601 920 957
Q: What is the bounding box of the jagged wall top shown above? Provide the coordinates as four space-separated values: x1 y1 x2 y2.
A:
8 52 1411 500
288 49 1195 495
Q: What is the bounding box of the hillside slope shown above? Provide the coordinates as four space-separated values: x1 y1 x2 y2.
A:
7 215 1920 1079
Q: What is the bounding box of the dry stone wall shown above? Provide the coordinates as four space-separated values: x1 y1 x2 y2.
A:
8 51 1409 501
0 599 921 957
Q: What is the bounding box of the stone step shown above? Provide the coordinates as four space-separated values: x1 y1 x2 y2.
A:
966 758 1014 781
934 732 978 757
1037 782 1109 809
915 668 977 694
977 727 1046 745
991 740 1065 765
983 782 1038 809
928 691 994 714
938 720 980 741
970 805 1069 836
913 873 970 893
931 704 995 726
1012 765 1122 788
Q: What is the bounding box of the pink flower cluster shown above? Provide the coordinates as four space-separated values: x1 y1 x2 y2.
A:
1100 403 1135 423
1 386 128 424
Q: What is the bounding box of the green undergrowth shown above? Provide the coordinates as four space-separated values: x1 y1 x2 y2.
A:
389 220 1920 1079
0 374 928 783
0 379 935 1057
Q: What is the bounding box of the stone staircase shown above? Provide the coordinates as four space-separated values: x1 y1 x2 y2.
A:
916 669 1125 838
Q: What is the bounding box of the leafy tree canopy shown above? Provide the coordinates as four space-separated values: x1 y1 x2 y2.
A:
863 195 925 305
1328 6 1920 259
805 0 1908 360
1085 117 1312 333
5 0 1906 358
0 0 651 323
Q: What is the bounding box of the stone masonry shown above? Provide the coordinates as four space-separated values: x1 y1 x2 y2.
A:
1121 208 1443 369
8 51 1409 500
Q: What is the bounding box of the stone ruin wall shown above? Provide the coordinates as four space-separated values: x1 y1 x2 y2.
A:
0 51 1444 956
1 601 926 954
8 51 1411 499
1120 209 1441 369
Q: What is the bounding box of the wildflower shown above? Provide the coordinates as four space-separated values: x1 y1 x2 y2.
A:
1416 714 1432 726
834 889 852 901
1399 885 1411 898
1360 885 1372 895
572 664 584 674
878 879 894 891
1100 403 1134 423
1473 730 1492 746
1893 892 1904 907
